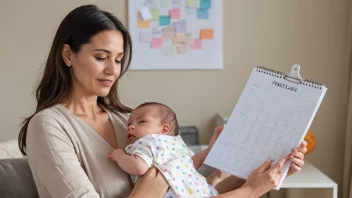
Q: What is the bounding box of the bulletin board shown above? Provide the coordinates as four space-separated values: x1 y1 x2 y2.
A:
128 0 223 70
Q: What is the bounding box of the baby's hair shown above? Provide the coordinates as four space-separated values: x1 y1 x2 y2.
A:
136 102 179 136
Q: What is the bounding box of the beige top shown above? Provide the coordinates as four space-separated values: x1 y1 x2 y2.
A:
26 104 133 198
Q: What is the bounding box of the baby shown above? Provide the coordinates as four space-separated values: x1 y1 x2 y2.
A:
108 102 223 197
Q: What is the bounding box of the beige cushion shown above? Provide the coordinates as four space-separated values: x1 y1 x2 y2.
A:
0 139 23 159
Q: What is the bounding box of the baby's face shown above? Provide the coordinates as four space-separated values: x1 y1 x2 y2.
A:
126 106 165 144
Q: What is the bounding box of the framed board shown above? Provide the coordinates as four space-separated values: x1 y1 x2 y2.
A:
128 0 223 70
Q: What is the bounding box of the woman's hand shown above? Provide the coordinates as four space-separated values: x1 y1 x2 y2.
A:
129 166 169 198
243 155 289 197
287 140 307 177
208 125 224 150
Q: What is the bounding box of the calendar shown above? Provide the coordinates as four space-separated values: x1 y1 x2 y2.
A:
204 65 327 190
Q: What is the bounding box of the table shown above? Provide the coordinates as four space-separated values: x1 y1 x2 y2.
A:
281 161 338 198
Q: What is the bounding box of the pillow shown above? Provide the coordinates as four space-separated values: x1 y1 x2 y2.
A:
0 139 24 159
0 158 39 198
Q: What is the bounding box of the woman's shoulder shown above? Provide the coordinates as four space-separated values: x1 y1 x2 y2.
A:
28 105 69 132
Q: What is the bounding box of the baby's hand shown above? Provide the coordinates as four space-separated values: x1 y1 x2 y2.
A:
208 125 224 150
107 149 126 162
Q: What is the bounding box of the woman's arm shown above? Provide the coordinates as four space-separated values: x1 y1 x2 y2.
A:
27 114 99 198
129 167 169 198
108 149 149 175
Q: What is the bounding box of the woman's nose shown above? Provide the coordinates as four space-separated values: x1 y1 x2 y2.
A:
105 60 120 76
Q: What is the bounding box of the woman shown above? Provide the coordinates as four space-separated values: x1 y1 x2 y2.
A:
18 5 307 198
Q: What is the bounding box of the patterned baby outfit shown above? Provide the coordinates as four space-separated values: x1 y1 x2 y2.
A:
125 134 218 198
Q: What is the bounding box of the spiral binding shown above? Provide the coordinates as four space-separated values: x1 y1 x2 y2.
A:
256 66 324 89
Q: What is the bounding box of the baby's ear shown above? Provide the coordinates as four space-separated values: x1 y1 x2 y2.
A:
161 124 170 134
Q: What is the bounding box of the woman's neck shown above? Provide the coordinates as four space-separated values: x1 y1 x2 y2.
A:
62 92 102 119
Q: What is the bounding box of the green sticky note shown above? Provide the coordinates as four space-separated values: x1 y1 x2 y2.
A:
159 16 170 26
149 8 160 21
186 0 200 8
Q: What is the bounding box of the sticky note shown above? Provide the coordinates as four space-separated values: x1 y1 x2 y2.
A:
186 0 200 8
164 45 177 56
171 0 182 8
152 26 163 38
172 33 186 44
185 32 194 45
139 32 151 42
176 43 188 54
139 7 152 20
137 20 151 28
150 8 160 21
200 0 211 9
151 38 163 48
173 20 186 33
200 29 214 39
163 26 174 39
197 8 209 19
161 0 170 8
169 9 181 19
191 39 202 49
186 7 197 15
160 16 171 26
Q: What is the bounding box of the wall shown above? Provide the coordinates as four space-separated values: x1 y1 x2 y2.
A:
0 1 350 197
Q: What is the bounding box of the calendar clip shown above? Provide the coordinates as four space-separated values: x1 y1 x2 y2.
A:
285 64 303 84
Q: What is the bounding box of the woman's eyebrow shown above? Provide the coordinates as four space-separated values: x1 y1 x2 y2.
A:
93 49 124 56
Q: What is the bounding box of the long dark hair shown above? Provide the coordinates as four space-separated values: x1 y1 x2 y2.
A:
18 5 133 155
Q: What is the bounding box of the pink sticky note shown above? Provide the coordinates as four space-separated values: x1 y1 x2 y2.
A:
191 39 202 49
151 38 163 48
169 9 181 19
176 43 188 54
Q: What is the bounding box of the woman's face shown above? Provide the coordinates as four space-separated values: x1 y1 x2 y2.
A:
68 30 124 97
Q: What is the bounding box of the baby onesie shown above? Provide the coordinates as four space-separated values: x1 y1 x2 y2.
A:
125 134 218 198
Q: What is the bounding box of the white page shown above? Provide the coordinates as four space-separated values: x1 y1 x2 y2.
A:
204 67 327 190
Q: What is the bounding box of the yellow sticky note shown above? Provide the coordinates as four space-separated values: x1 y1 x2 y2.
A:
149 8 160 21
172 33 186 44
186 0 200 8
137 20 150 28
200 28 214 39
164 45 177 56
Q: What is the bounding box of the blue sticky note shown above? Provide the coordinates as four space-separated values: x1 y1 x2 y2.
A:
200 0 211 9
197 8 209 19
159 16 170 26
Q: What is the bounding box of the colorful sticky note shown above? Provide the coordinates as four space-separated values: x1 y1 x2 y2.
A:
164 45 177 56
137 20 151 28
169 9 181 19
152 26 163 38
200 0 211 9
173 20 186 33
160 16 171 26
191 39 202 49
186 0 200 8
185 32 194 45
171 0 183 8
186 7 197 15
139 32 150 42
161 0 170 8
139 7 152 20
151 38 163 48
150 8 160 21
200 29 214 39
172 33 186 44
197 8 209 19
163 26 174 39
176 44 188 54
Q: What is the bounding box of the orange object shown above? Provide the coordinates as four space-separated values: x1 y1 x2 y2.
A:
137 20 150 28
304 130 316 155
200 29 214 39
